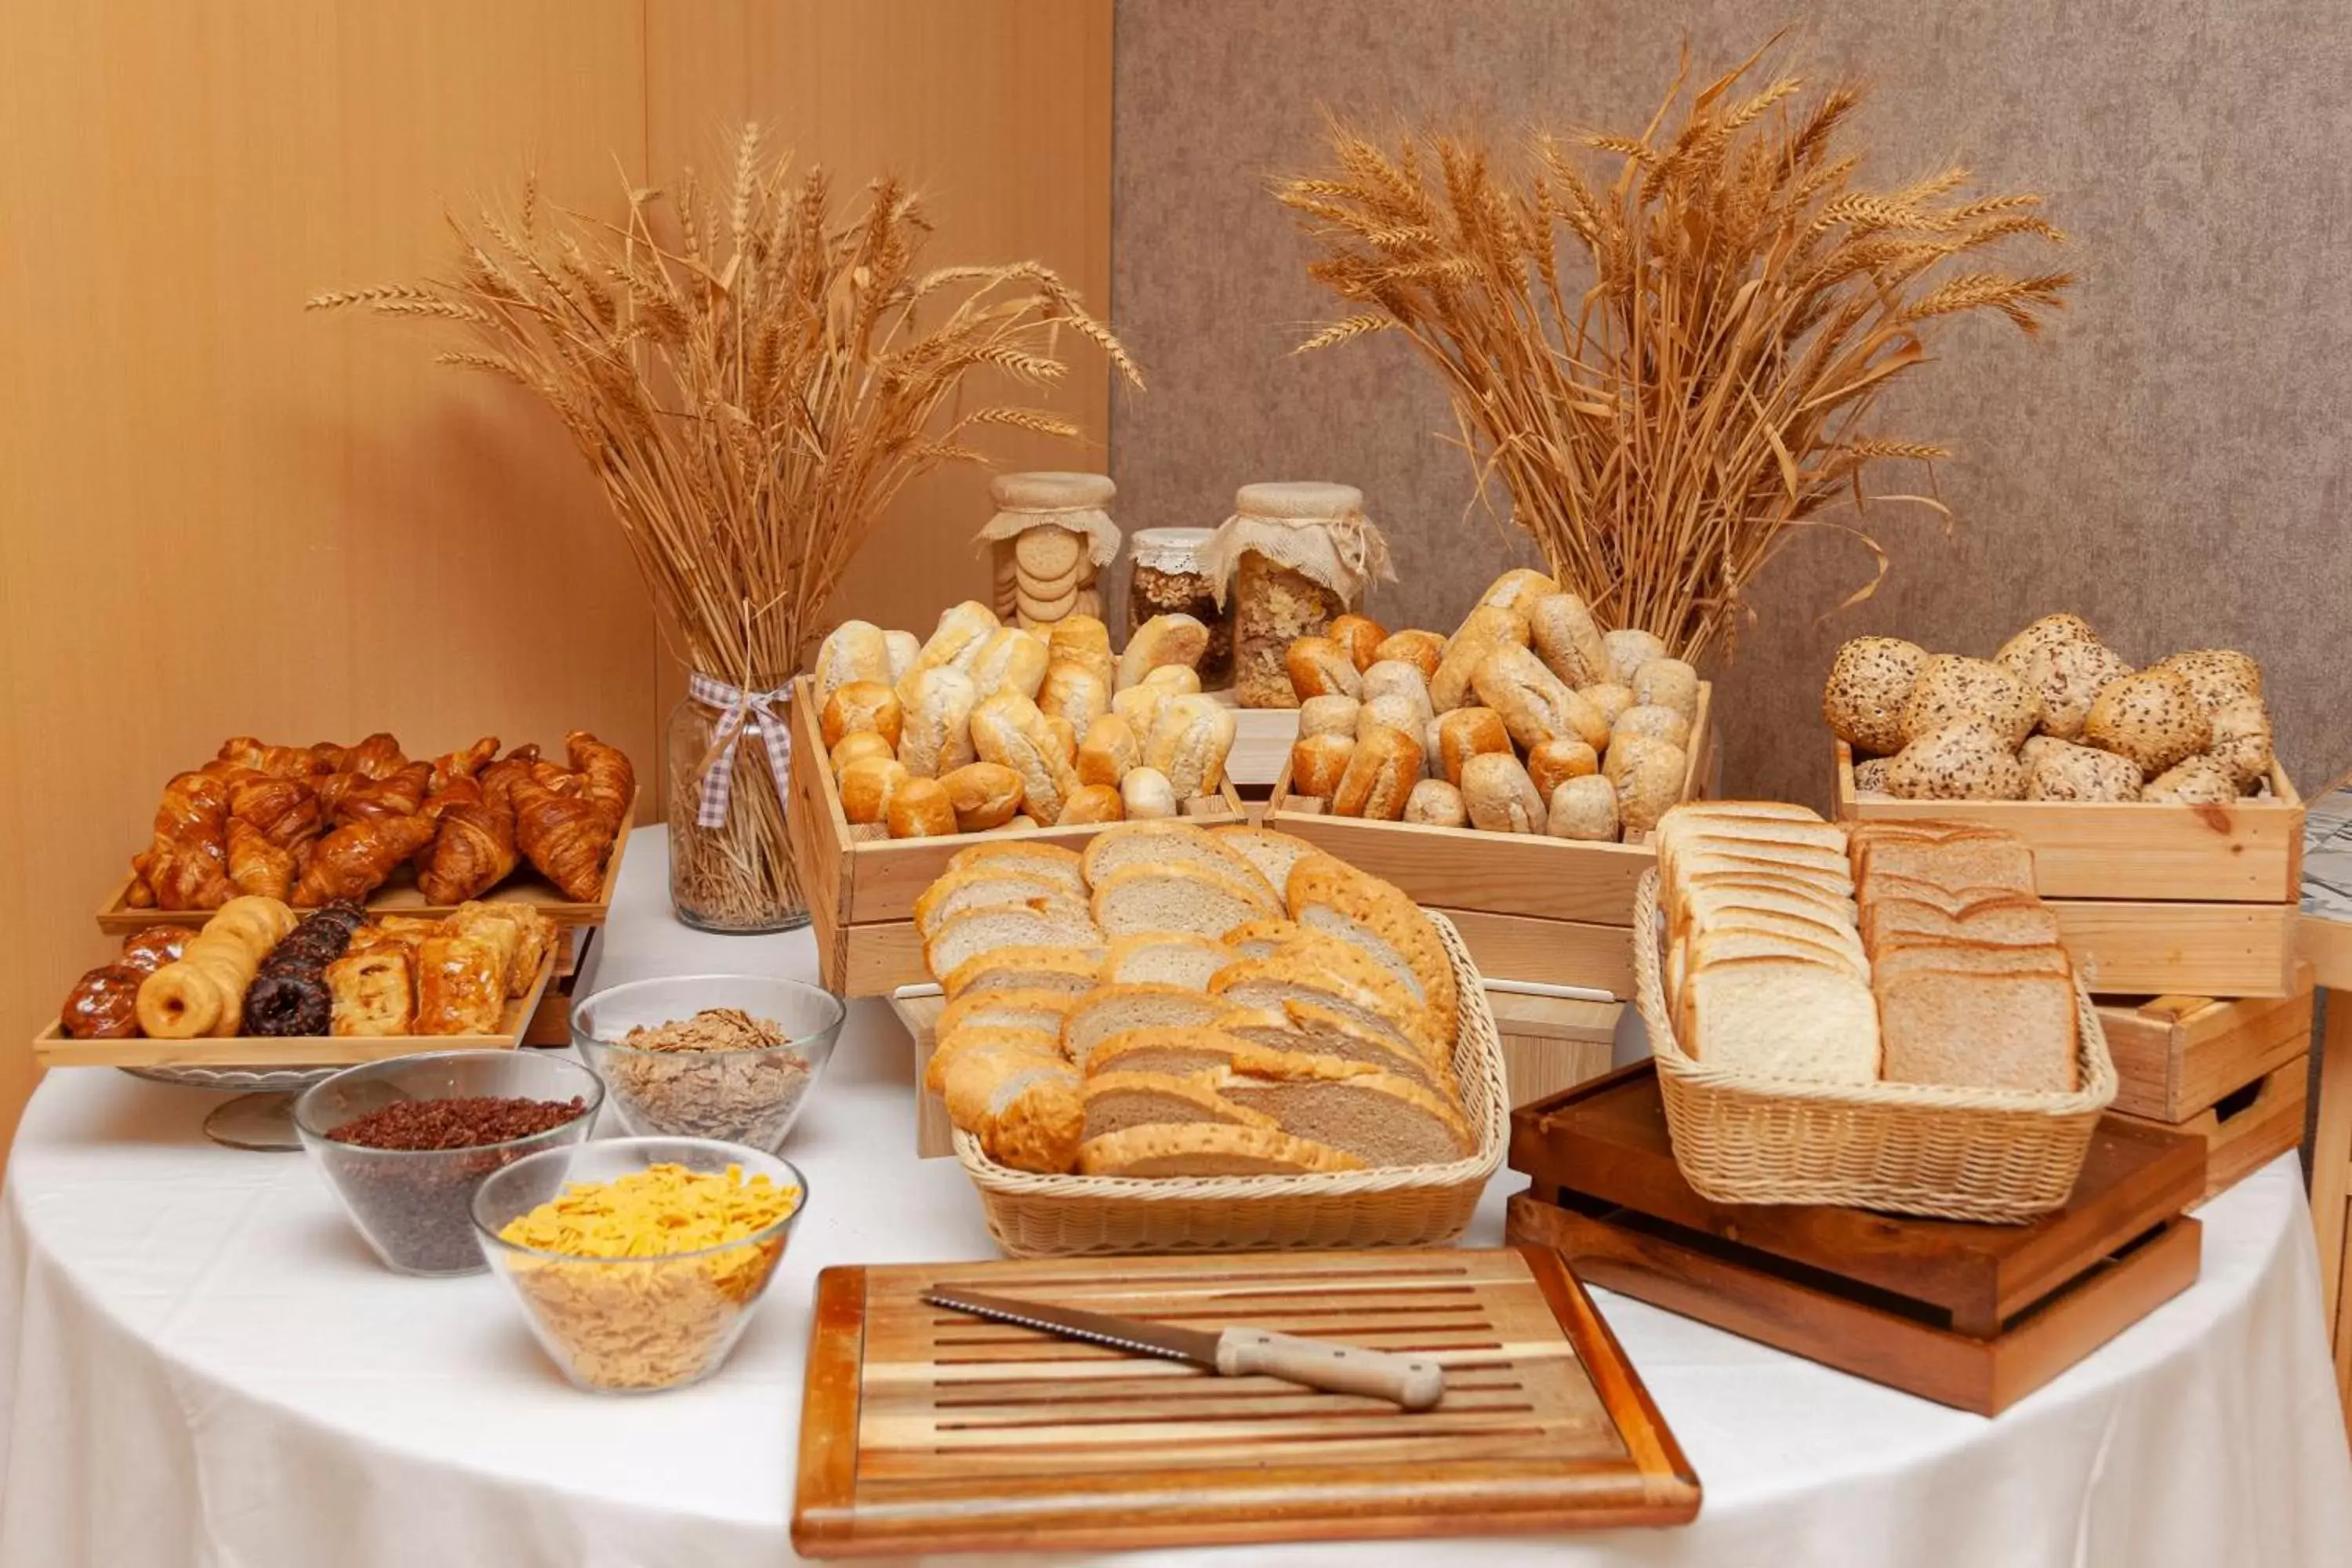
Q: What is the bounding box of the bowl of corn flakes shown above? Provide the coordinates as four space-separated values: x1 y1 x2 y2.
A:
470 1135 807 1392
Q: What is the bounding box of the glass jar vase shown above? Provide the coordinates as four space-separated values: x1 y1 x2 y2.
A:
666 683 808 934
1126 527 1232 688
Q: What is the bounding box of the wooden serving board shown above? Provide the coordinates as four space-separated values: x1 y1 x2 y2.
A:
33 950 556 1069
793 1247 1700 1557
1506 1065 2207 1414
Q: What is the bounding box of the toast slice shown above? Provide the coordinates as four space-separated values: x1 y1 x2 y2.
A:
1871 941 2071 984
1856 874 2036 916
1076 1123 1365 1176
1679 956 1880 1082
1685 927 1868 981
1878 967 2080 1092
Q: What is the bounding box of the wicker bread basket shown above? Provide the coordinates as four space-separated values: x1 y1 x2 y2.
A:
956 912 1507 1256
1635 870 2115 1222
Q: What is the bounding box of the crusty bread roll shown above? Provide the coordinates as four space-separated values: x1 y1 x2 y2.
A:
1473 644 1610 753
1056 783 1126 825
1144 694 1238 798
828 730 895 779
882 628 920 685
1580 682 1635 727
839 754 912 826
1110 682 1170 746
1475 568 1562 621
886 776 956 838
1526 736 1600 800
910 600 1000 686
1359 658 1432 712
939 760 1025 831
1604 733 1687 836
1038 661 1109 735
813 619 891 704
1120 766 1178 819
1526 593 1610 688
1602 628 1669 686
967 627 1051 702
1141 662 1202 697
1429 605 1530 713
1372 629 1446 679
897 666 978 778
820 680 902 752
1298 694 1361 739
1076 713 1141 787
1290 733 1355 799
1421 717 1446 782
1285 637 1363 702
1332 724 1421 820
1404 777 1468 826
1633 657 1700 722
1613 702 1691 751
1436 706 1512 786
1041 713 1078 766
971 691 1076 826
1117 613 1209 691
1461 750 1546 833
1046 615 1114 691
1326 613 1388 671
1544 775 1619 840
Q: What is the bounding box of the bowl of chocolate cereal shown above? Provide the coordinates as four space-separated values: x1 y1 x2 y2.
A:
568 976 841 1152
293 1049 602 1276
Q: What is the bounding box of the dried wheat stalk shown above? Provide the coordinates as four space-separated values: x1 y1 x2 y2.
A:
1279 46 2071 661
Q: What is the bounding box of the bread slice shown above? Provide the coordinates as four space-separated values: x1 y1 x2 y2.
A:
1659 801 1825 826
1855 837 2037 895
1661 832 1853 888
945 840 1085 895
1862 896 2060 955
1080 822 1274 898
914 869 1085 938
1087 1025 1269 1078
1209 826 1324 900
1209 951 1445 1064
935 988 1080 1045
1679 956 1880 1082
927 1027 1064 1095
924 903 1104 986
1221 920 1302 961
1878 968 2079 1092
1063 985 1233 1069
1686 927 1867 981
1102 932 1231 992
1684 904 1867 967
1080 1071 1279 1142
1674 852 1853 898
1858 874 2035 916
1218 1069 1475 1168
1218 999 1457 1094
1091 863 1283 941
1286 854 1458 1041
1076 1123 1365 1176
940 945 1102 1002
1657 811 1846 862
1871 941 2071 984
1675 881 1858 943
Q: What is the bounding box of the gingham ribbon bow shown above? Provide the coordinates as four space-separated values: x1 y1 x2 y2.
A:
687 673 793 829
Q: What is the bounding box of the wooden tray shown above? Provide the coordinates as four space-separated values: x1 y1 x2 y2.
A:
1506 1064 2207 1414
2097 969 2314 1122
792 1247 1700 1556
33 950 557 1069
96 786 637 935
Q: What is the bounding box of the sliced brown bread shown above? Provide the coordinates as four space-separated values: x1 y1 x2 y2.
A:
1678 956 1880 1082
1878 967 2079 1093
1217 1069 1475 1168
1076 1123 1365 1177
945 840 1086 895
935 988 1080 1044
913 869 1087 938
1062 984 1234 1069
1857 873 2038 916
1101 932 1231 992
1286 853 1460 1044
924 902 1104 986
1080 1071 1279 1142
1209 826 1324 899
1208 951 1445 1065
1080 822 1273 898
1854 836 2037 895
940 945 1102 1001
1860 896 2062 955
1091 862 1283 941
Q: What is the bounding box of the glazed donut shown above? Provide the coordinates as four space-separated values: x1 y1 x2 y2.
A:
116 924 192 975
62 965 143 1038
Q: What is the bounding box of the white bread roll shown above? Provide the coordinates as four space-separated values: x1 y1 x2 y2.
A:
896 666 978 777
813 619 891 705
885 776 956 838
1117 613 1208 690
1613 702 1691 752
939 760 1025 831
1110 682 1170 746
1120 766 1178 819
820 680 903 752
1046 615 1115 690
909 600 1000 689
1141 662 1203 696
1374 629 1446 680
1144 694 1238 798
1461 750 1546 833
1298 694 1361 739
838 754 911 826
968 627 1051 703
828 730 894 779
1544 775 1619 840
1039 662 1110 735
1404 778 1468 826
1359 659 1434 714
971 691 1076 826
1076 713 1142 787
1056 783 1126 825
1326 613 1388 670
882 628 920 685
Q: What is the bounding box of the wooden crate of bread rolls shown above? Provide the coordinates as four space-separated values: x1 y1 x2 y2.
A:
789 605 1247 998
1826 615 2302 997
1263 568 1711 998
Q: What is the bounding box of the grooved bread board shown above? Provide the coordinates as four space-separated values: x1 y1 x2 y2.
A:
792 1247 1701 1556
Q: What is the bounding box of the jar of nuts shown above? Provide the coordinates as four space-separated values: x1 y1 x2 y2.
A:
971 472 1122 630
1126 527 1232 688
1201 482 1393 707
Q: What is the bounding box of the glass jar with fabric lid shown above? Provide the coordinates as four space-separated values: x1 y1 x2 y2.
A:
971 471 1122 631
1126 526 1233 688
1202 481 1393 707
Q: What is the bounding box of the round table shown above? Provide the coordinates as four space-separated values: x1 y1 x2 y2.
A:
4 829 2348 1568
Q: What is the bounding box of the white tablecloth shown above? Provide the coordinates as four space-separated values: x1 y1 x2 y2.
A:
3 827 2347 1568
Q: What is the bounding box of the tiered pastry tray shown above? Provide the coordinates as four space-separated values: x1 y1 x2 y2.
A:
1505 1063 2209 1414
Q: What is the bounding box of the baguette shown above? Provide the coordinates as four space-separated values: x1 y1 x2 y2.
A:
1218 1066 1473 1168
1080 1072 1278 1142
1219 999 1454 1094
1085 1025 1266 1079
936 987 1081 1044
1063 983 1238 1069
1209 826 1323 897
923 902 1104 986
1331 724 1420 820
1287 852 1459 1043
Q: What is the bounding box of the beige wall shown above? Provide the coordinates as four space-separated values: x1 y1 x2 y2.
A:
1110 0 2352 808
0 0 1112 1149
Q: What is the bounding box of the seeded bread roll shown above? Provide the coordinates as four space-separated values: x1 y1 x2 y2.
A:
885 776 956 838
829 730 895 779
1822 637 1928 754
1331 724 1421 820
967 627 1051 703
1404 778 1467 826
1056 783 1126 825
938 761 1025 830
1993 612 2100 674
2150 648 2263 712
1286 637 1363 702
1327 613 1388 670
1298 694 1361 739
1545 775 1620 840
1120 766 1178 820
820 680 903 752
2016 638 2132 741
971 691 1075 826
1046 615 1115 691
812 619 892 705
2082 669 2212 775
1290 733 1356 799
1436 707 1511 786
1526 737 1600 800
1886 719 2030 801
1143 694 1237 798
2207 692 2274 788
2144 754 2238 805
1526 593 1610 688
1372 629 1446 679
2024 741 2141 802
1475 568 1562 620
1429 606 1530 713
838 755 911 825
1037 661 1110 735
1900 655 2040 749
897 666 979 778
1076 713 1141 787
1117 613 1209 690
1461 750 1546 834
1472 644 1610 753
1602 629 1668 686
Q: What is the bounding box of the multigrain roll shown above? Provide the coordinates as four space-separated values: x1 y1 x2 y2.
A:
1460 751 1546 834
1436 707 1512 786
1472 644 1610 753
1429 606 1530 713
1332 724 1421 820
1359 659 1434 719
1526 737 1599 800
1290 734 1355 799
1475 568 1561 620
1403 778 1468 826
1285 637 1363 702
1526 593 1610 688
1632 658 1700 722
1358 691 1428 744
1545 775 1619 840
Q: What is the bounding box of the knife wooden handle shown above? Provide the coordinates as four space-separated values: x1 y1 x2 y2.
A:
1214 1327 1445 1410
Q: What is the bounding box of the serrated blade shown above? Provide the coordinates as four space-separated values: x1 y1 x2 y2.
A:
925 1287 1223 1367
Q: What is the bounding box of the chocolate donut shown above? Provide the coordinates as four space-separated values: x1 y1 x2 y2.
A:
241 972 332 1037
62 964 144 1038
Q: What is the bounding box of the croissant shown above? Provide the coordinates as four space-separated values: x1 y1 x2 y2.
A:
314 732 408 781
565 731 637 829
227 818 295 901
511 775 616 900
430 736 499 795
138 771 237 909
292 815 436 906
478 753 535 815
332 761 432 826
227 772 321 853
216 736 327 779
417 800 520 904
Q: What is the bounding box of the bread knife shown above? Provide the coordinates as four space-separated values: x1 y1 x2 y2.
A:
924 1287 1446 1410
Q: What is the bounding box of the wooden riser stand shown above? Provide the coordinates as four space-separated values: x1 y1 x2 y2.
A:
2096 971 2314 1203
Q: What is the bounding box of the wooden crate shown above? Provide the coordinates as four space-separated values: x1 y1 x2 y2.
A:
2096 969 2314 1122
786 677 1248 998
2114 1058 2308 1203
1486 989 1619 1109
1835 740 2303 997
1261 684 1711 996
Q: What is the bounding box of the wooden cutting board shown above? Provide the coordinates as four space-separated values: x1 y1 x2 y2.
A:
793 1247 1700 1557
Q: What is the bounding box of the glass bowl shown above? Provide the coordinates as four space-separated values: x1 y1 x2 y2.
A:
470 1136 808 1393
292 1050 603 1277
569 975 843 1151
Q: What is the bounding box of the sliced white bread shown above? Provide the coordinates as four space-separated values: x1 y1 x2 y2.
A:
923 902 1105 986
1080 1071 1279 1142
1673 852 1853 898
1680 903 1868 967
945 840 1086 895
1080 821 1275 898
1218 999 1457 1095
1218 1068 1475 1168
1658 801 1825 826
935 988 1080 1045
1091 862 1282 941
1660 830 1852 888
1076 1123 1365 1177
1656 808 1844 858
1679 866 1859 909
1675 881 1859 945
1860 896 2062 955
1209 826 1325 899
913 869 1091 938
929 1028 1065 1097
1062 984 1234 1069
1101 932 1231 992
940 945 1102 1002
1286 854 1460 1044
1086 1025 1269 1078
1221 920 1303 960
1878 967 2080 1093
1854 837 2037 895
1684 927 1867 981
1209 956 1444 1066
1678 956 1880 1083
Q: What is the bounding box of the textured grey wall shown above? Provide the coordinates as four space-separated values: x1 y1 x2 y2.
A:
1110 0 2352 807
